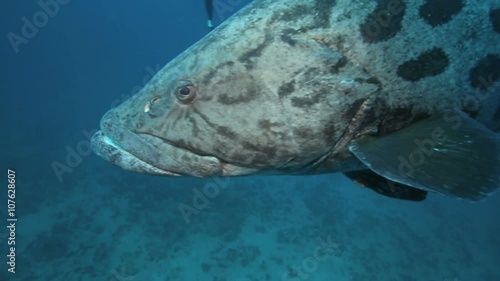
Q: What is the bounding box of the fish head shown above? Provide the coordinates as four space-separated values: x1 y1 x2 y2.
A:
92 34 302 177
92 2 381 178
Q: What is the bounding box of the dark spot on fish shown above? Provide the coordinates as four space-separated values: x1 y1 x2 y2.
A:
350 77 383 91
175 139 215 159
218 86 260 105
378 107 407 134
360 0 406 43
323 121 337 143
334 35 346 53
329 56 347 74
491 8 500 34
291 94 322 108
270 0 336 29
171 138 213 159
366 76 382 86
135 119 145 130
203 69 220 85
463 107 478 119
173 110 184 124
278 80 295 98
192 107 219 132
202 61 236 85
420 0 464 27
258 119 276 131
107 151 122 165
242 141 277 162
397 47 449 81
228 152 250 164
217 126 237 139
188 116 200 137
200 95 213 102
469 54 500 90
295 127 314 140
242 62 254 71
365 77 383 90
238 35 272 70
181 154 191 163
281 28 299 46
378 108 430 136
270 4 309 24
175 139 189 149
313 0 337 28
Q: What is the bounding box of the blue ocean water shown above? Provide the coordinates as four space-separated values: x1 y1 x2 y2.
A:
1 1 500 280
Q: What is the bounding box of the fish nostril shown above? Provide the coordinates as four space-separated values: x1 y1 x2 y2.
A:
144 96 162 113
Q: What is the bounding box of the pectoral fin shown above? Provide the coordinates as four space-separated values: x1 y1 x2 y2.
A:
349 113 500 201
344 170 427 201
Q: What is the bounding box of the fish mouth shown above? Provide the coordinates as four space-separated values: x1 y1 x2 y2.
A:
91 131 183 176
91 111 223 177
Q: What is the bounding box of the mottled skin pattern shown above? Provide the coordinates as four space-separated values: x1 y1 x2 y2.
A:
92 0 500 178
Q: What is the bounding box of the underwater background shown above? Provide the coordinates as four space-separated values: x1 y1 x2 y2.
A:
1 0 500 280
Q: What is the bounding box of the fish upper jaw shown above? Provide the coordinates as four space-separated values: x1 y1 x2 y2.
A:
91 110 223 177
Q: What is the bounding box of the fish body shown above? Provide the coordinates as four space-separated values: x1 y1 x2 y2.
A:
92 0 500 201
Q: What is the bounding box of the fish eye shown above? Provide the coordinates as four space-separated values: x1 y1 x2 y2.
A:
175 81 197 104
179 86 191 96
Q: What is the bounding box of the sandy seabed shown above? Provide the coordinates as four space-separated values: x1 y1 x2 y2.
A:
2 155 499 281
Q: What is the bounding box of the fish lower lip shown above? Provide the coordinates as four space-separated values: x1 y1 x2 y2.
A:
91 131 181 176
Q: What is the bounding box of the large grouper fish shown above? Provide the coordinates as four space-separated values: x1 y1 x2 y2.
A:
91 0 500 202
